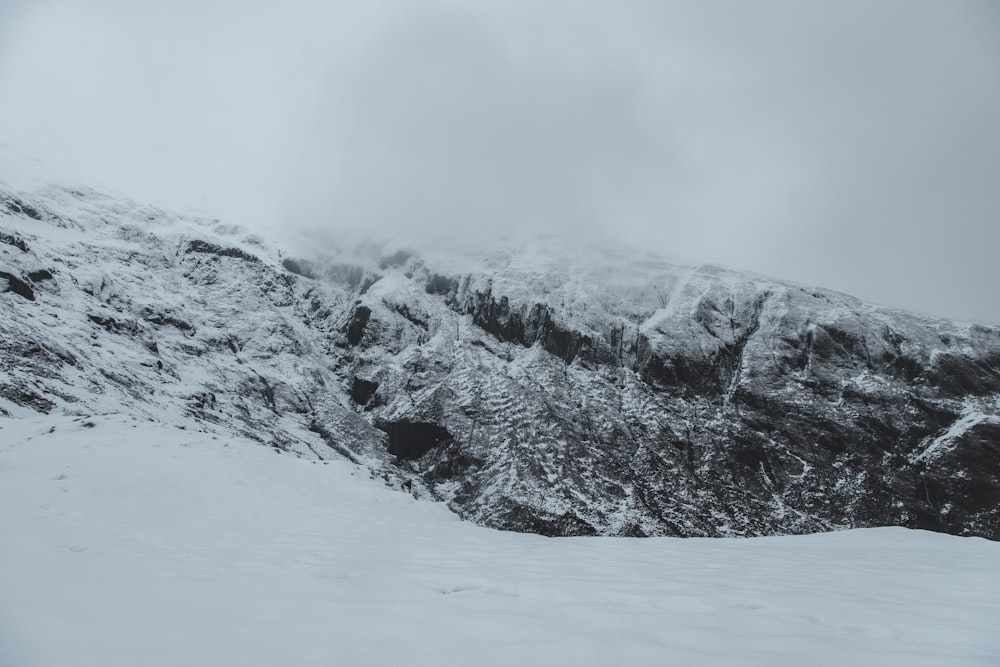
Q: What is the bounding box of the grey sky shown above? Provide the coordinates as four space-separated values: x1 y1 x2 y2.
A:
0 1 997 323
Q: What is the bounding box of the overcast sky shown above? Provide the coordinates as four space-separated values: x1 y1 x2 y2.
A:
0 1 998 323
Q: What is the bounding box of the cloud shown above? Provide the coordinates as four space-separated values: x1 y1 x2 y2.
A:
0 1 998 323
283 5 680 246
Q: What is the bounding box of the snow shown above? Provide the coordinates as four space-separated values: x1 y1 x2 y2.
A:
2 414 998 667
911 397 1000 464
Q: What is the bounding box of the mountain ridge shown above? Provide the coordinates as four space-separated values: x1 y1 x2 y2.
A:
2 174 999 539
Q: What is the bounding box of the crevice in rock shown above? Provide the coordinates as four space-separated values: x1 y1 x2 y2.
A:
350 377 379 406
377 419 453 460
346 306 371 346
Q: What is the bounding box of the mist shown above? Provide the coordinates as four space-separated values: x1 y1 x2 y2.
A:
1 1 998 322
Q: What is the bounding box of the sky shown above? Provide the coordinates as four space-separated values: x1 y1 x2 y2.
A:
0 0 998 323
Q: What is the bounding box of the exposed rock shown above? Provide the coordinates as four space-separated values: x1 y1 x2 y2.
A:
351 377 379 406
345 306 371 346
88 314 141 335
3 196 44 221
0 382 54 412
378 419 453 460
27 269 53 282
0 271 34 301
0 233 29 253
142 309 194 332
185 239 260 263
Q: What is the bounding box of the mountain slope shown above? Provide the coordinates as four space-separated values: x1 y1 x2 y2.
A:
2 171 999 538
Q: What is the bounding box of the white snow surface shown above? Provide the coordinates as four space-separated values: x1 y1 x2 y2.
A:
2 415 998 667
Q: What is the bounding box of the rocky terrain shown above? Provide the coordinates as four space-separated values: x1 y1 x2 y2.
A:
2 173 999 539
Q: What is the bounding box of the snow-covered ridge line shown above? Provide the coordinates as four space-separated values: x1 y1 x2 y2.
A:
2 167 999 540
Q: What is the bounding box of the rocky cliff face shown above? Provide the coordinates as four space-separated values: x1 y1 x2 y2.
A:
2 177 999 539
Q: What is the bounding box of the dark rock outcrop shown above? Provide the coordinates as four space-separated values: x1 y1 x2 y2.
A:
185 240 260 263
351 377 379 406
0 232 29 253
378 419 453 460
3 196 44 221
0 271 35 301
345 306 371 346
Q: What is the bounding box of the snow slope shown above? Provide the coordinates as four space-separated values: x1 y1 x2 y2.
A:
2 415 998 666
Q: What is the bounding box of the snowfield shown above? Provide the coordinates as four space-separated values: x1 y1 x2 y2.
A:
1 415 998 666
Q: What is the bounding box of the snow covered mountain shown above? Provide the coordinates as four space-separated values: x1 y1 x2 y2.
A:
2 168 999 539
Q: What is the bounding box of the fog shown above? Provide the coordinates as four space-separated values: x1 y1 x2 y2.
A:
1 1 998 323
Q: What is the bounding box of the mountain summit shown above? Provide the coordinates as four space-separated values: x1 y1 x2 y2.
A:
2 174 999 539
